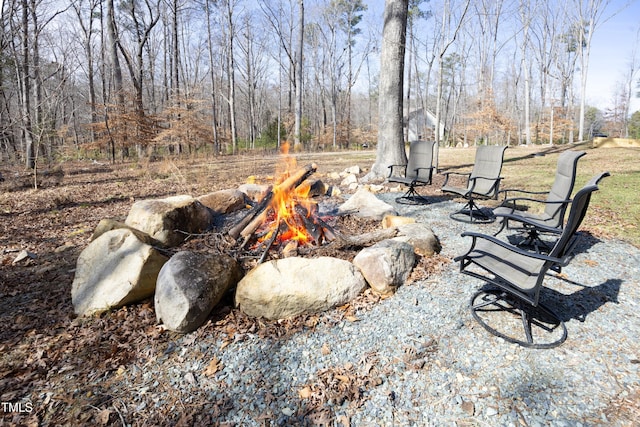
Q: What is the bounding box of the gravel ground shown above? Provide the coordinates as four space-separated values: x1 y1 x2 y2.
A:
112 194 639 426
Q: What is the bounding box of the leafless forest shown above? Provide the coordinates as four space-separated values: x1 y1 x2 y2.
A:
1 0 638 171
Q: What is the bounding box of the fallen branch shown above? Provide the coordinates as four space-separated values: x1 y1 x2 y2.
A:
332 227 399 248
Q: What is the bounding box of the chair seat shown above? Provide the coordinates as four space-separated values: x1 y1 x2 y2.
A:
493 206 557 229
440 183 469 197
389 176 428 186
467 238 545 292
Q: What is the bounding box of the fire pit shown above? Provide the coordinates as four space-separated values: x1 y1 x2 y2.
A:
71 144 442 331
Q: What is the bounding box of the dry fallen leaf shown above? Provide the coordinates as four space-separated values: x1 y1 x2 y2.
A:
584 259 599 267
335 374 351 383
298 386 312 399
98 409 111 426
321 343 331 355
204 357 222 377
345 315 359 322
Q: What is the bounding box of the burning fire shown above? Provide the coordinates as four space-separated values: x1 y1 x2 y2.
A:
257 142 319 246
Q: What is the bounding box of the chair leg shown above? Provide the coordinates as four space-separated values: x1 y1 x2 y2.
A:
450 199 495 223
470 289 567 349
396 185 430 205
517 229 553 254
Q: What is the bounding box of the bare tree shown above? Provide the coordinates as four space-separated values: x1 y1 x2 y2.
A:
222 0 238 153
72 0 99 143
621 25 640 137
574 0 612 142
293 0 303 148
19 0 36 168
204 0 220 153
365 0 409 181
115 0 160 120
433 0 470 168
518 0 534 146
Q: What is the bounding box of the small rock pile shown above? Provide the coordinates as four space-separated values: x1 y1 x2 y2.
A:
71 168 442 333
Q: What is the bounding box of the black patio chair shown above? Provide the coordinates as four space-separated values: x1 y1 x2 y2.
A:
388 140 436 204
441 145 507 223
493 150 586 251
454 172 610 348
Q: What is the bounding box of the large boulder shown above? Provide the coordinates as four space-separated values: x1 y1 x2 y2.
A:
155 251 243 333
124 195 214 247
237 183 270 202
71 229 169 316
197 189 248 214
393 223 442 256
89 218 164 246
353 240 415 295
338 187 397 220
235 257 366 320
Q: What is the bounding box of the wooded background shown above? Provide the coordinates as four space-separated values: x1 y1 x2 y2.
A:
1 0 639 169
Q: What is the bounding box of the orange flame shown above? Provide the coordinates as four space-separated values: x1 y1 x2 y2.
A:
259 142 317 245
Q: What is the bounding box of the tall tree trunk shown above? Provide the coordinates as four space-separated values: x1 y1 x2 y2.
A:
365 0 409 181
172 0 180 100
205 0 219 154
434 0 470 169
225 0 238 154
293 0 304 148
107 0 124 108
576 0 609 142
20 0 35 169
520 1 532 145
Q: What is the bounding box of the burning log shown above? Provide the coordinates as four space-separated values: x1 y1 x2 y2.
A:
227 185 274 239
228 163 318 240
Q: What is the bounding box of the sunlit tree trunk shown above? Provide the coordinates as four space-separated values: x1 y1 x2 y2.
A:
205 0 220 154
519 0 532 146
20 0 35 169
575 0 611 142
72 0 99 143
293 0 304 148
434 0 470 169
226 0 238 154
365 0 409 181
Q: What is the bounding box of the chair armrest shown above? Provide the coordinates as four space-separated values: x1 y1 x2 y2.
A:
498 188 549 202
497 197 571 210
455 231 564 264
442 171 470 186
387 164 407 178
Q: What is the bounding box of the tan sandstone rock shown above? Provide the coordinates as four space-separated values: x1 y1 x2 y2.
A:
71 228 168 316
235 257 366 320
124 195 214 247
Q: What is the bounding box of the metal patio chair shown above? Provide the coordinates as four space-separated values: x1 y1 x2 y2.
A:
493 150 586 251
441 145 507 223
454 172 610 348
388 140 436 204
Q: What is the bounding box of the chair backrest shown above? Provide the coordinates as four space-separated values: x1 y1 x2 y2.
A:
549 172 610 262
469 145 508 196
543 150 586 224
406 140 436 180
